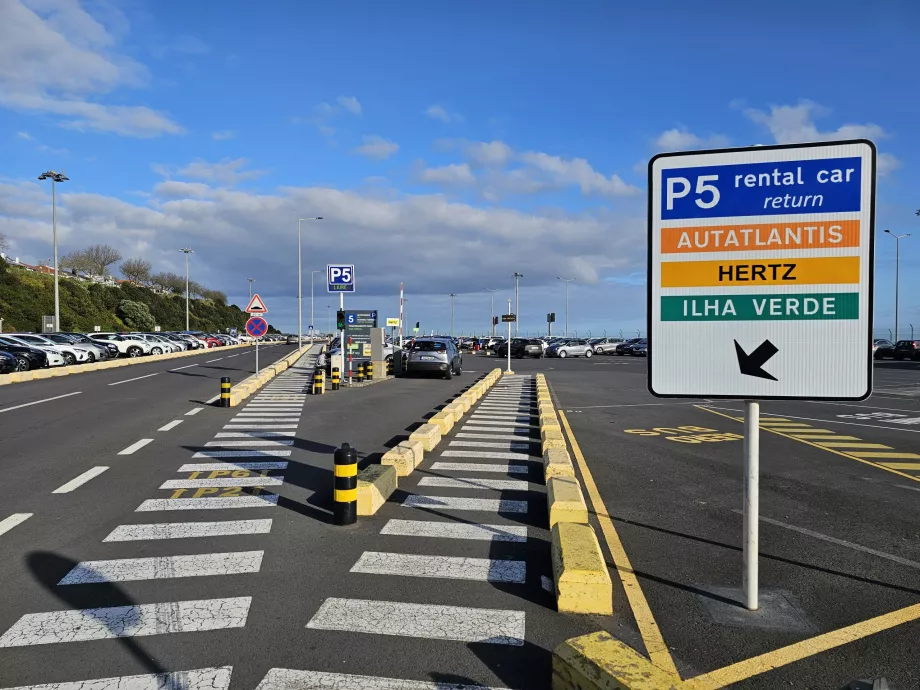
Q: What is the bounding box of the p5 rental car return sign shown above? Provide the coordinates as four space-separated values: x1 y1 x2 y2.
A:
648 140 875 400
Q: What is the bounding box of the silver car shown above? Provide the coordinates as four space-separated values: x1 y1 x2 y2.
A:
405 337 463 379
554 339 594 358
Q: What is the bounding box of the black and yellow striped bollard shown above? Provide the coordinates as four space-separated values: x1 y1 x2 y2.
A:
331 367 340 391
333 443 357 525
219 376 231 407
386 358 393 376
355 362 365 383
365 360 374 381
313 368 324 395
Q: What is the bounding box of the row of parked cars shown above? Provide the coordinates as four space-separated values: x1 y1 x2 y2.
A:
873 339 920 361
491 336 648 359
0 330 255 374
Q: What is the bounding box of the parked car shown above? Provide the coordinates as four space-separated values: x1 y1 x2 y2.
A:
892 340 920 361
404 337 462 379
44 333 110 362
497 338 544 358
160 333 190 350
60 332 119 360
590 337 624 354
615 338 643 355
91 333 152 358
6 333 90 365
0 341 50 371
0 351 17 374
548 339 594 358
873 339 895 359
486 336 505 351
631 341 648 357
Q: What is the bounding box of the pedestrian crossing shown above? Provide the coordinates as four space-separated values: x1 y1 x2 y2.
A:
0 354 318 688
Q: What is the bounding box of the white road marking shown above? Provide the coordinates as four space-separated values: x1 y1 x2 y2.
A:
59 551 264 584
118 438 153 455
158 420 183 432
51 466 109 494
380 519 527 542
456 432 536 440
418 477 529 491
205 358 224 363
223 424 298 429
193 450 292 458
403 495 528 513
255 669 508 690
179 462 288 471
442 450 538 460
701 406 920 435
170 364 200 371
104 520 273 542
0 513 32 537
226 354 240 358
463 424 540 431
730 510 920 571
186 407 203 416
161 477 284 489
205 439 293 447
0 597 252 647
206 394 221 404
471 414 535 421
542 575 555 594
136 496 279 511
306 598 525 645
0 392 81 415
1 666 234 690
449 441 533 450
431 462 530 474
108 373 160 386
214 431 295 438
351 552 525 583
233 413 301 418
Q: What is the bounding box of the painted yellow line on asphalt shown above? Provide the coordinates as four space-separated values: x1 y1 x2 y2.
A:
881 462 920 470
793 435 862 441
679 602 920 689
785 429 835 435
558 408 680 680
848 452 920 459
696 407 920 484
813 442 893 449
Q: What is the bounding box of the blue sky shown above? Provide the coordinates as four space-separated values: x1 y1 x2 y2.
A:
1 0 917 337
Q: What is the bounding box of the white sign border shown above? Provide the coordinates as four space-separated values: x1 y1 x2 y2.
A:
326 264 356 293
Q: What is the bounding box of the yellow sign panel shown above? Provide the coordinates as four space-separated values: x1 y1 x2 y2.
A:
362 344 372 356
386 318 400 327
660 256 859 288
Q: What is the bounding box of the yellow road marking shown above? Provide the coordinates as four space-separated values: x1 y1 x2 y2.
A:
558 409 681 680
814 442 893 449
696 406 920 484
794 435 862 441
881 462 920 470
679 602 920 689
759 423 813 427
759 418 790 422
786 429 834 435
849 452 920 459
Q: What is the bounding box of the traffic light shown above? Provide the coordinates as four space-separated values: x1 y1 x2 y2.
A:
336 310 346 330
547 312 556 323
492 316 499 326
415 321 420 329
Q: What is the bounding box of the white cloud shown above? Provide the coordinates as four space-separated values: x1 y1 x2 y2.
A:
877 152 901 177
654 128 729 152
337 96 362 115
517 151 641 198
154 158 268 186
16 131 32 140
425 104 462 123
211 130 237 141
0 0 184 137
417 163 476 186
465 140 512 168
743 101 888 145
353 135 399 161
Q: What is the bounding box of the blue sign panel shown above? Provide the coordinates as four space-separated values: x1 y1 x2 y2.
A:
327 264 355 293
246 317 267 338
661 157 863 220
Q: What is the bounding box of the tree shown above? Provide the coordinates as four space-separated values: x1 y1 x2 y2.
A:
84 244 123 276
60 249 93 274
120 257 152 285
203 289 228 305
150 271 186 294
0 233 8 252
117 299 156 331
187 280 205 298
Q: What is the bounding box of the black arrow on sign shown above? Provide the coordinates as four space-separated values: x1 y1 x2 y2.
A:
734 339 779 381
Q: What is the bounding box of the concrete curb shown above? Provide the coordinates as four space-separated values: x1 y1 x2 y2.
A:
357 464 398 516
547 476 589 527
227 346 314 406
552 632 679 690
551 522 613 615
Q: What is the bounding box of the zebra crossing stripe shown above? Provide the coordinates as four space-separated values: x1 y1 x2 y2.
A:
380 519 527 542
402 495 528 513
178 462 288 471
442 450 538 460
0 666 233 690
103 520 273 542
213 432 295 438
0 597 251 647
449 441 534 450
160 477 284 489
418 477 529 491
136 496 278 511
350 552 525 583
255 669 508 690
430 462 530 474
58 551 264 584
192 450 292 458
204 440 294 447
306 598 525 645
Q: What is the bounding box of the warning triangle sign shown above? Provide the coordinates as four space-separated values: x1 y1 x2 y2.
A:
245 293 268 313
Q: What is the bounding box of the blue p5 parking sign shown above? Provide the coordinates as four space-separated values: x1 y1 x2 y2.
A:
327 264 355 293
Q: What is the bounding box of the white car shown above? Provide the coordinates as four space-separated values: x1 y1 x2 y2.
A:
6 333 91 366
129 333 178 355
0 335 66 367
91 333 152 358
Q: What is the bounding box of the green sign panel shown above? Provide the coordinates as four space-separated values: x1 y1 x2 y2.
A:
661 292 858 322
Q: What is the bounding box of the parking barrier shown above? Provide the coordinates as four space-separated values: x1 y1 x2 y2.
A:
333 443 358 525
313 368 324 395
331 367 341 390
386 358 393 376
355 362 365 383
219 376 231 407
365 360 374 380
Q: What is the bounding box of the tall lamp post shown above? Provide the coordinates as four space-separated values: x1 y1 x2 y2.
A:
179 248 194 331
297 217 323 349
37 170 69 331
512 272 523 335
557 277 575 337
449 293 457 338
484 288 498 338
310 269 322 341
326 305 331 335
884 229 911 342
247 278 255 299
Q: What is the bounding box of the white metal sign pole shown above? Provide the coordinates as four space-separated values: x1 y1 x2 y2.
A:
399 282 404 348
506 299 512 374
340 291 346 385
256 337 259 376
743 400 760 610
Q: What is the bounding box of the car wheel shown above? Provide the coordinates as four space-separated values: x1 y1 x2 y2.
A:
596 347 604 354
455 362 462 376
209 342 217 348
86 352 95 363
443 366 452 380
151 347 162 355
585 350 593 358
15 356 30 372
559 350 567 358
63 353 76 366
874 352 883 360
127 346 142 358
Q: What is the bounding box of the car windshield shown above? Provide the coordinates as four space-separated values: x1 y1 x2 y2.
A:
16 335 49 345
412 341 447 352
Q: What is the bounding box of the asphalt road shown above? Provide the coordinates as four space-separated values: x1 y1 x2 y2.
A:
493 351 920 689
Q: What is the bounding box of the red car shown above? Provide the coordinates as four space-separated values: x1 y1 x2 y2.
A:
197 335 222 348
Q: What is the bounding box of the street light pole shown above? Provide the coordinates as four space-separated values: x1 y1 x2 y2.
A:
310 269 322 342
512 272 523 335
557 277 575 337
179 248 194 331
326 305 331 335
247 278 255 300
885 229 911 342
449 293 457 338
484 288 498 338
37 171 69 331
297 217 323 349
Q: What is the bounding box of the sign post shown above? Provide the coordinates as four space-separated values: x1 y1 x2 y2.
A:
328 264 355 383
649 140 876 610
245 294 269 376
502 308 517 374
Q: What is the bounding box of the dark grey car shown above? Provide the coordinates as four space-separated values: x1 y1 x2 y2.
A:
405 337 462 379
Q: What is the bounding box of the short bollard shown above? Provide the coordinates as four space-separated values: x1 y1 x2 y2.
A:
386 358 394 376
312 368 324 395
333 443 358 525
331 367 341 391
219 376 231 407
355 362 365 383
365 361 374 381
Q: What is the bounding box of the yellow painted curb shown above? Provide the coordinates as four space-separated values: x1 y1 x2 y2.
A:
398 439 425 468
544 448 577 480
357 464 398 516
542 427 567 453
409 423 442 451
31 369 54 380
552 632 679 690
455 396 473 413
548 476 589 526
444 402 465 423
429 411 455 435
551 522 613 615
381 445 416 477
8 371 32 383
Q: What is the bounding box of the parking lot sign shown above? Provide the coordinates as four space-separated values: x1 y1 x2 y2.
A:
648 140 876 400
327 264 355 293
